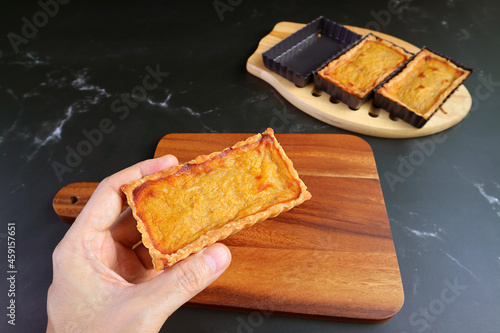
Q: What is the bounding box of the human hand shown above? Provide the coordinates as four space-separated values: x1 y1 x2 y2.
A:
47 155 232 333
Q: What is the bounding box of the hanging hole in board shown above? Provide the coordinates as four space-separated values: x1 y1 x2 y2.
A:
311 87 323 97
329 96 339 104
369 109 380 118
70 196 78 204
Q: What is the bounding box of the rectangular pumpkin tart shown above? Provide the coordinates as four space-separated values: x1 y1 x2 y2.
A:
314 33 413 110
374 48 472 128
121 128 311 270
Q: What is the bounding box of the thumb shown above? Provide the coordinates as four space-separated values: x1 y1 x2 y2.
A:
139 243 231 320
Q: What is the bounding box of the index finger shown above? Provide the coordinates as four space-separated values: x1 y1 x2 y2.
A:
74 154 179 232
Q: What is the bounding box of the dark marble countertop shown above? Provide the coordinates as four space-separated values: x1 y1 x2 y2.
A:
1 1 499 332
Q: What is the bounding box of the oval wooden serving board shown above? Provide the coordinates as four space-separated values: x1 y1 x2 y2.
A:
53 133 403 323
246 22 472 138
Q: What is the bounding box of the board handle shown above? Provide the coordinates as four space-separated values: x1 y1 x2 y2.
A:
52 182 128 223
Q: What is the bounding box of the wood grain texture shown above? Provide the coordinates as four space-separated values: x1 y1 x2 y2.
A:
246 21 472 138
53 182 98 223
52 133 404 322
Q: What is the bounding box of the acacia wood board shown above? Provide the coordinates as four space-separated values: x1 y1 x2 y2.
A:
53 133 404 322
246 22 472 138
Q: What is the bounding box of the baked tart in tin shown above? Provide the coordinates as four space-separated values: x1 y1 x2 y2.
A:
315 33 412 109
121 128 311 270
374 48 472 128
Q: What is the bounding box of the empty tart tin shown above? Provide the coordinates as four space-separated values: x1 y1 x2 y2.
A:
373 47 473 128
262 16 362 87
314 33 414 110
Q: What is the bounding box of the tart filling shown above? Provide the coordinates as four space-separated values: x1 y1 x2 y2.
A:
121 128 311 270
377 48 471 120
317 34 412 99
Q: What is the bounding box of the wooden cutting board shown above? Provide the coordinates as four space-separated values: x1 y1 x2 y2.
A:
53 133 404 323
246 22 472 138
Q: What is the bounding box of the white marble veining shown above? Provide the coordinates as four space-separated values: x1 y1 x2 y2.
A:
179 106 201 117
473 182 500 218
454 166 500 218
12 51 49 69
2 87 19 100
392 213 481 284
34 106 72 147
1 51 207 162
404 226 443 241
201 124 218 133
473 182 500 206
146 92 172 108
390 214 445 244
25 68 113 159
71 69 111 98
440 249 480 281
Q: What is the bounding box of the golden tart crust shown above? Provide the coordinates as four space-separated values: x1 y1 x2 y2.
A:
377 48 471 119
121 128 311 270
317 34 412 98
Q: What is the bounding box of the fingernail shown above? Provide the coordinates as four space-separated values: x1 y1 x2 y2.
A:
203 244 231 274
